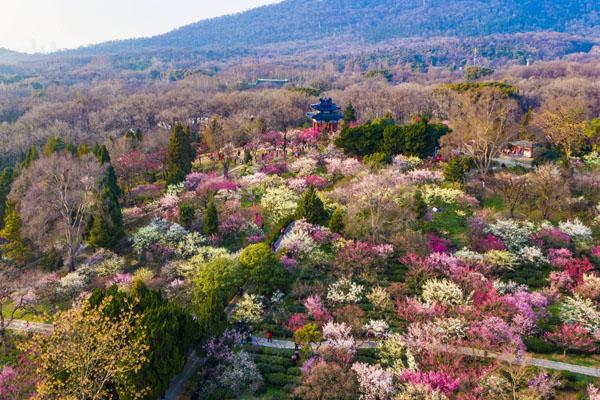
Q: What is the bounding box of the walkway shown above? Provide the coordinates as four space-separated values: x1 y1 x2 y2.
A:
6 319 53 335
250 336 600 378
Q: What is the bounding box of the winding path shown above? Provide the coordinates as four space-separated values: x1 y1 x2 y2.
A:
250 336 600 378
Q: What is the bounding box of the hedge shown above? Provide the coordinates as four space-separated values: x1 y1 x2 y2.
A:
287 366 301 376
265 373 298 386
257 362 287 374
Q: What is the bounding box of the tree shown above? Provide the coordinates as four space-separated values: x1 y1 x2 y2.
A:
293 323 322 347
204 199 219 235
343 101 357 124
20 145 39 169
42 136 66 156
528 164 569 220
0 167 14 229
0 202 31 263
489 172 530 218
328 207 345 233
383 118 449 158
544 324 596 356
240 243 287 295
193 256 244 336
441 85 522 177
443 157 471 183
297 186 328 225
88 188 124 249
166 124 194 185
0 270 39 355
10 153 101 271
32 297 150 399
536 107 589 159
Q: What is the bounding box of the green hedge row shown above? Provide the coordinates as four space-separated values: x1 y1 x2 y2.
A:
265 372 302 387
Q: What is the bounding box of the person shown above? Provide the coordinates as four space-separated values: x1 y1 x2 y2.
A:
291 343 300 366
266 331 273 343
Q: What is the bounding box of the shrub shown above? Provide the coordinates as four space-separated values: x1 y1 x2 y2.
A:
265 373 292 386
40 248 64 271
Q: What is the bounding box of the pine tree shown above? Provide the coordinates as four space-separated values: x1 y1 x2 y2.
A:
43 136 66 156
21 145 39 169
166 124 194 184
204 199 219 235
297 185 328 226
88 188 124 249
0 167 14 229
0 202 31 263
96 145 111 164
343 101 357 123
243 148 252 164
328 207 345 233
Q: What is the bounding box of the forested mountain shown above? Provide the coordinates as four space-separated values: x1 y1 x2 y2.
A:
65 0 600 55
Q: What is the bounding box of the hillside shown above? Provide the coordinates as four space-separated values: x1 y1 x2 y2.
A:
67 0 600 55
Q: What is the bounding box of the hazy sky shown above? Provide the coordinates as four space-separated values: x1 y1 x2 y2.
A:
0 0 281 53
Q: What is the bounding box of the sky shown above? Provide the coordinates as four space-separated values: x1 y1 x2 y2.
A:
0 0 281 53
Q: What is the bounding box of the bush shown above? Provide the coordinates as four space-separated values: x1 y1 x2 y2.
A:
257 354 293 368
265 372 292 386
287 367 301 376
524 337 560 354
444 157 472 183
258 363 287 374
40 248 64 271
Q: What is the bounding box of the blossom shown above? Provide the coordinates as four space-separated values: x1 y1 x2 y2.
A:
558 219 592 242
393 154 422 171
527 372 561 399
351 362 395 400
399 370 460 397
427 233 451 253
366 287 392 311
279 229 317 258
421 279 468 306
518 246 548 266
260 186 299 224
304 295 332 325
559 295 600 334
326 278 364 304
289 157 318 176
285 313 308 332
548 248 573 268
363 320 390 338
230 294 264 326
485 219 533 251
322 321 356 354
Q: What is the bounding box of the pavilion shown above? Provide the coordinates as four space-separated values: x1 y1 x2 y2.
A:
307 98 343 132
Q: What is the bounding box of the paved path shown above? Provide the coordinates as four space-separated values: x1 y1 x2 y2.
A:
250 336 600 378
6 319 53 335
162 351 202 400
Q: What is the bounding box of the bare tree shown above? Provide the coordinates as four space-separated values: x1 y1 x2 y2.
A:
528 164 570 220
10 153 101 271
489 172 530 218
442 86 522 177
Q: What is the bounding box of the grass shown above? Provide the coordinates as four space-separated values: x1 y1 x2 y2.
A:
2 301 53 323
531 352 600 368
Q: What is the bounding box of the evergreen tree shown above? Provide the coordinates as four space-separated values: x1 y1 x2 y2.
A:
76 144 91 158
204 199 219 235
21 145 39 169
328 207 345 233
343 101 357 123
96 145 111 164
88 188 124 249
166 124 194 184
0 201 31 263
0 167 14 229
92 143 101 158
89 150 124 249
296 185 328 226
43 136 66 156
243 148 252 164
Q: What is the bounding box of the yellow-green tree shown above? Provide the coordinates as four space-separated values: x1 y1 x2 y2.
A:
32 297 149 400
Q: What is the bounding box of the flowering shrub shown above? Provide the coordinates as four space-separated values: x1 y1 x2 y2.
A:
484 250 518 270
288 177 308 192
326 157 363 176
230 294 264 326
527 372 561 400
327 278 364 304
544 324 596 355
322 321 356 354
57 270 89 297
280 229 317 258
260 186 299 224
261 162 287 175
304 295 332 325
558 219 592 242
533 228 572 248
351 362 395 400
403 169 444 185
421 186 465 206
106 272 133 289
559 295 600 334
518 246 548 266
485 219 532 252
366 287 393 311
399 370 460 397
427 233 451 253
468 316 524 351
393 155 422 171
363 319 389 338
475 234 506 252
576 274 600 300
289 157 318 176
421 279 468 306
285 313 308 332
548 248 573 268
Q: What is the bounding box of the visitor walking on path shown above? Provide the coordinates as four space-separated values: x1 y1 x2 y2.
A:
266 331 273 343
